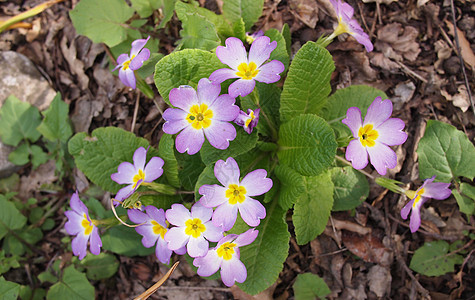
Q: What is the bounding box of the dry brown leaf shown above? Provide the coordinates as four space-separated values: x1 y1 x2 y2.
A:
230 283 276 300
434 40 452 73
367 265 391 297
445 20 475 71
341 231 392 266
392 80 416 110
362 0 398 4
60 35 89 90
19 160 57 198
289 0 319 28
441 85 470 112
376 23 421 62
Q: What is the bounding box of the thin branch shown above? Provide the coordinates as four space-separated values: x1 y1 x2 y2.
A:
131 92 141 133
134 261 180 300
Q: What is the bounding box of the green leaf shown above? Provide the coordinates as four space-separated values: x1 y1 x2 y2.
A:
158 134 181 188
38 270 58 284
0 95 41 146
154 49 224 105
19 286 46 300
237 201 290 295
281 24 291 56
176 12 220 51
159 0 177 28
101 226 154 256
0 277 20 300
417 120 475 182
136 53 164 79
231 18 246 41
0 195 27 240
80 253 119 280
194 165 219 201
68 127 159 193
320 85 387 140
265 29 290 72
279 42 334 123
278 114 337 176
293 172 334 245
47 266 95 300
140 193 180 210
37 93 73 143
409 240 463 276
222 0 264 31
130 0 161 18
330 166 369 211
0 251 20 274
69 0 135 47
175 151 205 191
8 143 30 166
199 124 258 165
4 227 43 256
453 183 475 216
274 164 305 210
293 273 331 300
30 145 48 168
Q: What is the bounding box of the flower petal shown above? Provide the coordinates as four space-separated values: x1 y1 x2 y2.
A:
146 206 167 225
234 228 258 247
212 202 238 231
136 225 159 248
116 53 130 66
248 36 277 66
127 208 149 224
129 48 150 70
89 227 102 255
162 109 189 134
197 78 221 107
118 68 136 89
114 184 135 201
214 157 240 186
364 97 393 128
366 142 397 175
216 37 248 70
221 258 247 287
409 205 422 233
144 157 164 182
345 139 368 170
238 197 266 227
400 199 414 220
64 211 83 235
375 118 407 146
130 36 150 57
69 191 88 215
253 60 284 84
209 94 240 122
194 249 221 277
111 161 136 184
133 147 147 171
423 182 452 200
228 79 256 98
199 184 228 208
164 226 189 250
209 68 240 84
190 202 213 222
187 235 209 258
71 233 89 260
166 204 191 226
204 121 237 150
240 169 273 196
175 125 205 155
169 85 199 112
202 221 224 242
342 107 362 138
156 238 173 264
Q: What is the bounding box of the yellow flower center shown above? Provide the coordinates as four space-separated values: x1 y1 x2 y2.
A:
334 18 353 36
244 111 255 128
407 188 425 208
132 169 145 189
226 184 247 205
217 242 237 260
151 220 167 239
358 124 378 147
186 104 213 130
236 62 259 80
81 213 93 236
184 218 206 238
122 55 136 70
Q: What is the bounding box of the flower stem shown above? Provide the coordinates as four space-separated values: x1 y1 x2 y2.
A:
335 155 375 180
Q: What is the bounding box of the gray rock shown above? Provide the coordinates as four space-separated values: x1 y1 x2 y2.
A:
0 51 56 178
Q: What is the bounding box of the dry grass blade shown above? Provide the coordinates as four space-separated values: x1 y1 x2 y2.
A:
134 262 180 300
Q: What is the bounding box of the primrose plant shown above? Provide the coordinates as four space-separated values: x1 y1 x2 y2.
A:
61 0 474 296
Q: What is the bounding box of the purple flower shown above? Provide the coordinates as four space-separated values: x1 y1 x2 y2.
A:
234 108 260 134
209 36 285 98
193 229 258 287
162 78 240 155
113 36 151 89
245 30 264 44
342 96 407 175
198 157 272 231
128 206 185 264
401 176 451 233
164 203 224 258
329 0 373 52
111 147 164 202
64 191 102 260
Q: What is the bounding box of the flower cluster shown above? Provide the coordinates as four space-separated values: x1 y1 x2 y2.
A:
114 36 151 89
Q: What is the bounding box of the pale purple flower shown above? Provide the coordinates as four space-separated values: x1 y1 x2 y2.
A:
193 229 258 287
198 157 272 231
342 96 407 175
64 191 102 260
113 36 151 89
111 147 164 202
401 176 451 233
245 30 264 44
162 78 240 155
234 108 260 134
329 0 373 52
209 36 285 98
128 206 185 264
164 203 224 258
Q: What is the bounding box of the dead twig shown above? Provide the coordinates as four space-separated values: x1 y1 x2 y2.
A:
131 92 140 133
134 261 180 300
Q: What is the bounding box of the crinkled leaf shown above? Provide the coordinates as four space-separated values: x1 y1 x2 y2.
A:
0 95 41 146
330 166 369 211
293 273 331 300
154 49 224 105
274 164 305 210
176 151 205 191
410 240 463 276
199 124 258 165
222 0 264 31
237 201 290 295
453 183 475 217
293 172 334 245
176 12 220 51
81 253 119 280
37 93 73 143
158 134 181 188
140 194 181 210
280 42 334 123
0 195 27 240
281 24 291 56
0 277 20 300
130 0 161 18
69 0 134 47
417 120 475 182
278 114 337 176
68 127 159 193
101 226 154 256
47 266 94 300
